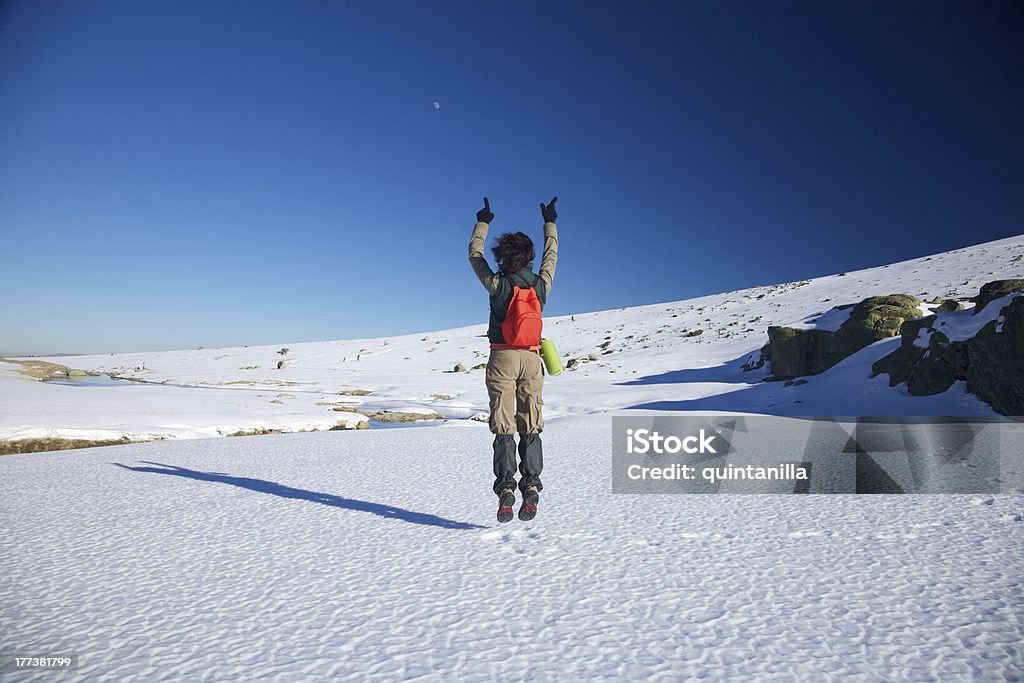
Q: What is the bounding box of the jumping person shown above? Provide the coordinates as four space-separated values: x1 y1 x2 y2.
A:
468 196 558 522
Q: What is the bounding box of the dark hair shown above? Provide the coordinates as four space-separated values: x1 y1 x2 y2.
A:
492 232 535 274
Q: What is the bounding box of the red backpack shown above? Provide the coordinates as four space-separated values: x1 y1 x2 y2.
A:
501 274 543 347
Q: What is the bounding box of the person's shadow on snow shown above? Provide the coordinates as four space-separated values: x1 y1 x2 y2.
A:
113 461 484 530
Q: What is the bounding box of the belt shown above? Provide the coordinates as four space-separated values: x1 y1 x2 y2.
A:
489 343 541 351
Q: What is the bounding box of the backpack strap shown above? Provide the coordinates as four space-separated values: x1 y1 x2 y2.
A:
506 271 539 289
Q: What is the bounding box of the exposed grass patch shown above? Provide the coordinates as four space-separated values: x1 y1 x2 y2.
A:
363 410 444 423
323 403 442 423
1 419 377 455
0 436 155 456
227 428 283 437
317 399 365 411
1 357 78 380
337 388 373 396
330 419 370 431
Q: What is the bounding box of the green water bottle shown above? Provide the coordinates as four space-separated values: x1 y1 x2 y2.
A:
540 338 563 376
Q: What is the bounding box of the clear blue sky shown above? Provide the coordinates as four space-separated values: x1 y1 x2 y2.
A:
1 0 1021 355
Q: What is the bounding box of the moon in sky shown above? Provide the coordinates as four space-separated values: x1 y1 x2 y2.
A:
432 101 440 110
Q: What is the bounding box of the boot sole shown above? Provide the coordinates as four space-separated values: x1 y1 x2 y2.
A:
518 488 539 521
497 491 516 523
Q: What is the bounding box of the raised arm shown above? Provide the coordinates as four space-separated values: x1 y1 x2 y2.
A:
537 196 559 293
468 197 502 295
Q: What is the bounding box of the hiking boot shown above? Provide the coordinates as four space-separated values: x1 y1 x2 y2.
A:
518 485 539 521
496 488 516 523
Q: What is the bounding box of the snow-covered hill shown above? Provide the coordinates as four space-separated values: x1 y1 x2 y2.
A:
2 236 1023 680
2 234 1023 444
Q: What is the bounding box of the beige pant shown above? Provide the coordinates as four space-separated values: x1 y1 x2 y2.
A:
485 349 544 435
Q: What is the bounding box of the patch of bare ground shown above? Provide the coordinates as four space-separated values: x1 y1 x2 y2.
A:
0 436 158 456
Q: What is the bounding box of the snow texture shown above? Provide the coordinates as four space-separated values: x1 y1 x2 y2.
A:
2 420 1023 680
2 235 1024 680
787 304 855 332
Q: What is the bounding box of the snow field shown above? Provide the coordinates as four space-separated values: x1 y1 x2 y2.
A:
2 234 1023 680
2 417 1022 680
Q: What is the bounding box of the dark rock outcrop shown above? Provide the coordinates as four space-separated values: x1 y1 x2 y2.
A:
973 279 1024 314
872 281 1024 415
964 296 1024 415
765 295 922 379
741 343 771 372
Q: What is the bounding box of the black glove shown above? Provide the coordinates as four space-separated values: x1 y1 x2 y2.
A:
476 197 494 224
540 196 558 223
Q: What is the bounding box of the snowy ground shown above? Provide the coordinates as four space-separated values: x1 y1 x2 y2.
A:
2 235 1023 444
2 235 1023 680
3 418 1023 680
